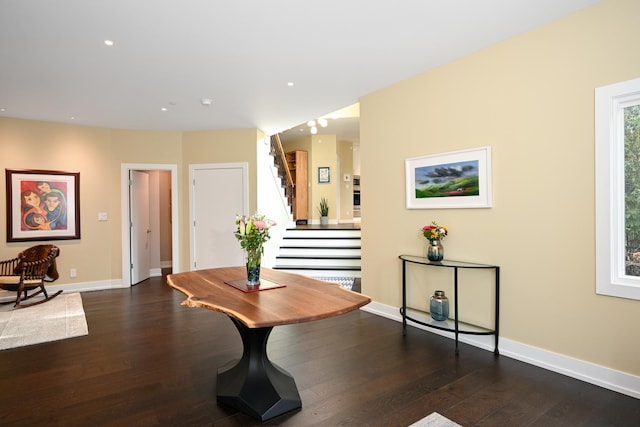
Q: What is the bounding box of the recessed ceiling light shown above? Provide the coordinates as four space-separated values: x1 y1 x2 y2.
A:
287 82 294 87
104 39 114 46
0 108 6 112
161 107 168 112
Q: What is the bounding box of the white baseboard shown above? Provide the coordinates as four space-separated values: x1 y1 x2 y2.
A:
48 279 128 293
309 219 339 225
338 219 356 224
361 301 640 399
0 278 127 303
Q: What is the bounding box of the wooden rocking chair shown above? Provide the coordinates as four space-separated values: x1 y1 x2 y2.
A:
0 244 62 308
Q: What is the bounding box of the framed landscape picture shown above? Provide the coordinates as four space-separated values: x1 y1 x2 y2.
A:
6 169 81 242
405 147 492 209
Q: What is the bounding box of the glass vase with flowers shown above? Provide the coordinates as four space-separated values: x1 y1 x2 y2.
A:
234 213 276 288
422 221 448 262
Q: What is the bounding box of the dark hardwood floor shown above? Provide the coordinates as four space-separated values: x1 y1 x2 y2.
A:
0 271 637 426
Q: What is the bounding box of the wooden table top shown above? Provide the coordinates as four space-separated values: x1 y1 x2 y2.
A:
167 267 371 328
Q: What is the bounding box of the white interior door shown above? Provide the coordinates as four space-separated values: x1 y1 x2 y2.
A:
191 163 247 270
130 170 151 284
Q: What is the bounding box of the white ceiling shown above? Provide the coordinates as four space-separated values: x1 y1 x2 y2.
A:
0 0 601 137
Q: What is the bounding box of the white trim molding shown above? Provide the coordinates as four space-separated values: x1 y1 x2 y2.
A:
595 77 640 300
0 279 126 304
361 301 640 399
120 163 180 287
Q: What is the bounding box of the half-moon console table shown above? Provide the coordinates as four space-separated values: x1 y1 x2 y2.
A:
399 255 500 355
167 266 371 421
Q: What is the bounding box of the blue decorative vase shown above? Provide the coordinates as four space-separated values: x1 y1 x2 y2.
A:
430 290 449 321
427 240 444 262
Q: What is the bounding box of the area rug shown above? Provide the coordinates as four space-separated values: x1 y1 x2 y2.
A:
0 292 88 350
409 412 462 427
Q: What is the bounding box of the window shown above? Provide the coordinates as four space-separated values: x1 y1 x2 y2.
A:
595 77 640 300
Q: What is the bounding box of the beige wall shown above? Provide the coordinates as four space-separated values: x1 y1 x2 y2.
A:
0 119 260 281
311 134 337 221
1 119 117 281
158 170 172 264
338 140 354 221
0 121 185 281
284 135 351 222
109 129 183 277
360 0 640 376
181 129 262 270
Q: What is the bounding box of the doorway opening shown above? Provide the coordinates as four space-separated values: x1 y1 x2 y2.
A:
120 163 179 287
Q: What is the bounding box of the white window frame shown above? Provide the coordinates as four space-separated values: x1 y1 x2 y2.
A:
595 77 640 300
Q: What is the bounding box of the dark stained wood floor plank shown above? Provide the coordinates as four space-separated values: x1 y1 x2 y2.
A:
0 271 638 426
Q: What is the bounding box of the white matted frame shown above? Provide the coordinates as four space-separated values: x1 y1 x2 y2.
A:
405 146 492 209
595 77 640 300
318 166 330 183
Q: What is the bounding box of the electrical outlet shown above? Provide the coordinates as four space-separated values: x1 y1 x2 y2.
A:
70 268 77 278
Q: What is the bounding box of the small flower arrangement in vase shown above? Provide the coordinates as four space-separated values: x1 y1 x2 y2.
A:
235 213 276 287
422 221 448 262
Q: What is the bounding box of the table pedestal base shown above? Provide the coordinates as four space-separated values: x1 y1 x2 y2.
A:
217 318 301 421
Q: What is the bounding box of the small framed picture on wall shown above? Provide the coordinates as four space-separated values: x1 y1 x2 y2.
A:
318 167 330 183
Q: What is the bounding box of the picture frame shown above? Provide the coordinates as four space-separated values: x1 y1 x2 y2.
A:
318 166 330 183
405 146 492 209
6 169 81 242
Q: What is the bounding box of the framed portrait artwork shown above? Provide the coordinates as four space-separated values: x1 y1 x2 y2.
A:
405 147 492 209
5 169 81 242
318 166 330 183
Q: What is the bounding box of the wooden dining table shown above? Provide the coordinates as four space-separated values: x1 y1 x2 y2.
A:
167 266 371 421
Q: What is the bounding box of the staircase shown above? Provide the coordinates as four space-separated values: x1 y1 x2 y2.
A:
269 134 295 212
272 226 361 289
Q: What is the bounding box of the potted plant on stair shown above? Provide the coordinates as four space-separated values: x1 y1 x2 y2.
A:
317 197 329 226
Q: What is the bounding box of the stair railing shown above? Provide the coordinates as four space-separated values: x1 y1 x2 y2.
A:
270 134 295 207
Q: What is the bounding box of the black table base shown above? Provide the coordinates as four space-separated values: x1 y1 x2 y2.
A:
216 317 301 421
